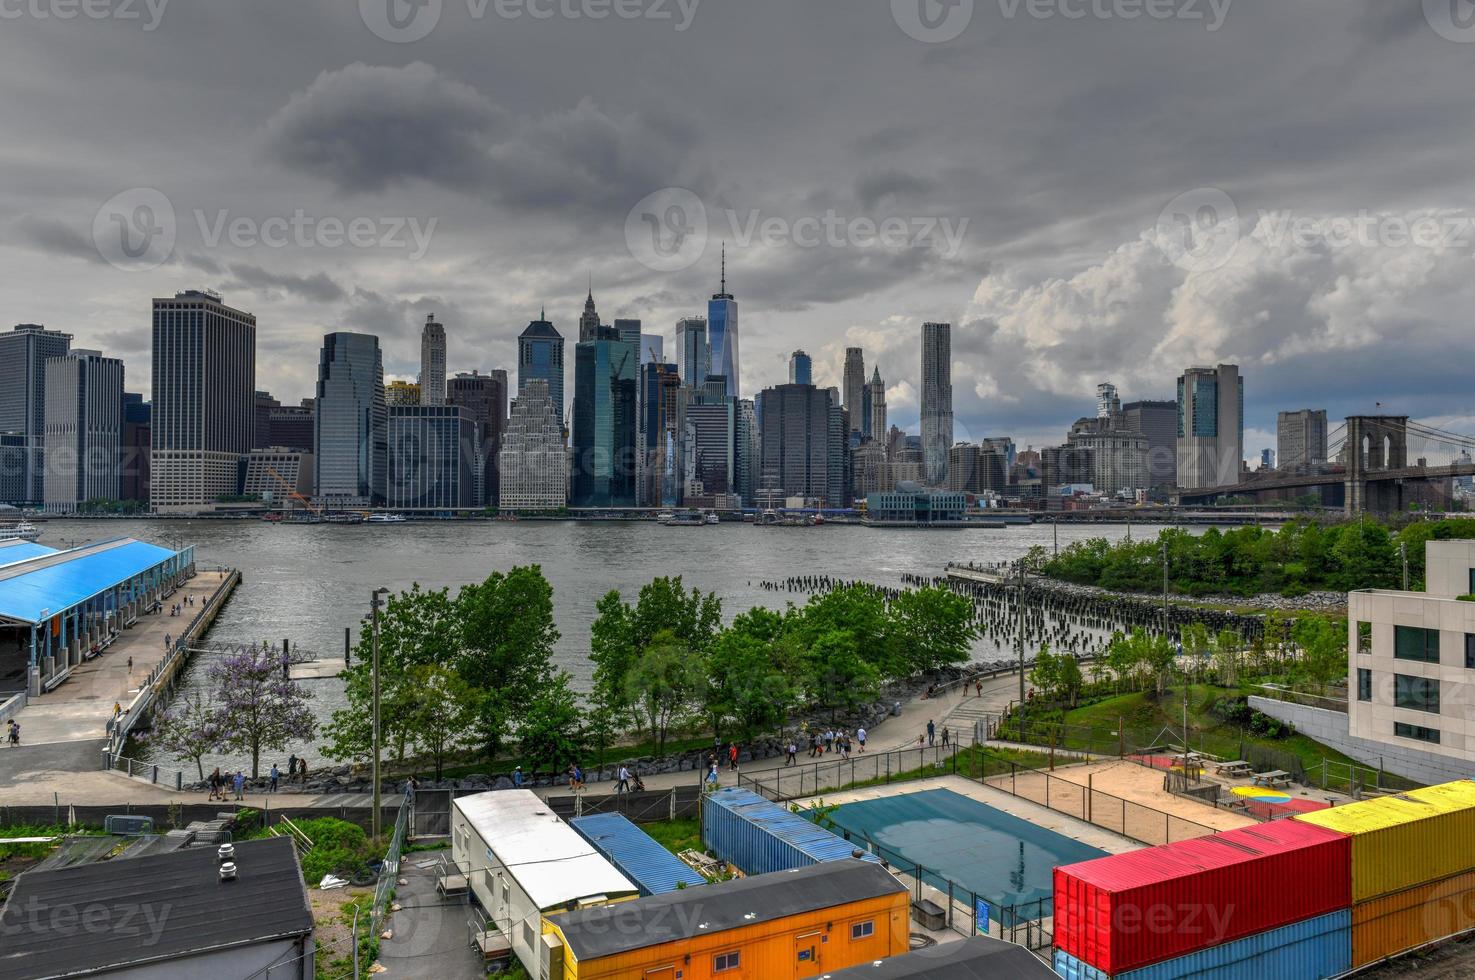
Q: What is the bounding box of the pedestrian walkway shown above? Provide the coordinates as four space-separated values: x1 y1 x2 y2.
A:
377 854 485 979
12 571 229 746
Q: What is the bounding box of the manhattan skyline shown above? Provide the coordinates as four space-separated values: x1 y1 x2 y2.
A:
3 1 1474 458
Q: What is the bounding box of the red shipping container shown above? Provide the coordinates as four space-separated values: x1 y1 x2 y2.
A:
1053 820 1351 975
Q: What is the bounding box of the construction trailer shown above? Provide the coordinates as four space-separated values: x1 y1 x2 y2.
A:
539 858 909 980
450 790 639 974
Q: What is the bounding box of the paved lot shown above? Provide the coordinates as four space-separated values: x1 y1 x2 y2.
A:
377 856 485 979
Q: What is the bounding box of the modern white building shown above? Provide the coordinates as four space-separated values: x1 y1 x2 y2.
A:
450 790 638 975
1349 540 1475 767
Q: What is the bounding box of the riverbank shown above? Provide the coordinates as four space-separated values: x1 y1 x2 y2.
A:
947 564 1346 613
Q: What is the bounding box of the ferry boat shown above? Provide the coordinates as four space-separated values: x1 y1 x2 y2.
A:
324 512 365 525
705 512 720 525
367 513 408 524
0 520 40 542
662 510 707 526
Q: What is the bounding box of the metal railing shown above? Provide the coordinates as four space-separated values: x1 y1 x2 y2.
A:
369 798 411 939
107 753 188 791
738 743 962 802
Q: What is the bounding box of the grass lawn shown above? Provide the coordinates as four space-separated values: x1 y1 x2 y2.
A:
640 817 702 856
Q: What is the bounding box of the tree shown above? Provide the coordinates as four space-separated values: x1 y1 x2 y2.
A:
590 577 722 725
146 691 224 780
209 644 317 777
891 586 979 674
405 664 479 779
1290 617 1347 695
805 629 881 722
518 672 586 779
456 566 560 759
794 585 900 676
703 622 801 742
625 631 699 755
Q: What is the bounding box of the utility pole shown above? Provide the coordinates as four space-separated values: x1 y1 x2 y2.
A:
371 587 390 839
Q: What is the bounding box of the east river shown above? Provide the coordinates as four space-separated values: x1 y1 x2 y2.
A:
45 517 1172 772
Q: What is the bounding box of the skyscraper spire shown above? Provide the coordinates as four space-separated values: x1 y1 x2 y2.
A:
720 243 726 295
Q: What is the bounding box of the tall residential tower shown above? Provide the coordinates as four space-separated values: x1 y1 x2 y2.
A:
920 321 953 486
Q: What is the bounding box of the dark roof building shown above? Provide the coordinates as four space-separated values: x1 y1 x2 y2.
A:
550 859 904 962
815 936 1057 979
0 836 314 980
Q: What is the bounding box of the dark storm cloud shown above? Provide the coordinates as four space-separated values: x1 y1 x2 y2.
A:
0 0 1471 447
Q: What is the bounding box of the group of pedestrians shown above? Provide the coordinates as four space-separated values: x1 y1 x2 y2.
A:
167 594 196 618
921 718 952 747
798 726 866 763
207 767 247 801
5 719 19 746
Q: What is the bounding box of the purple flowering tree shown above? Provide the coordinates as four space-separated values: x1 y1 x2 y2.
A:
209 644 317 778
147 692 225 781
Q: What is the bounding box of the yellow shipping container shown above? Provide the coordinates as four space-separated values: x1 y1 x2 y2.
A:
1295 781 1475 903
1352 868 1475 967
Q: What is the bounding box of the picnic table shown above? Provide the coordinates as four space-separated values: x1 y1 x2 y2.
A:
1252 769 1292 788
1215 760 1253 777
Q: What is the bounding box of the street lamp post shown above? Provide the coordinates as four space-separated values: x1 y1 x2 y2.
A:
370 587 390 839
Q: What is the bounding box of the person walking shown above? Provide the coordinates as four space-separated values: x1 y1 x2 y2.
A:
617 765 631 795
975 679 983 698
856 727 867 752
7 719 19 746
705 761 719 792
232 770 245 801
785 740 798 766
269 763 279 793
567 764 578 792
727 742 738 772
287 754 297 782
926 719 936 746
809 733 820 759
512 765 524 788
941 726 951 748
298 759 309 784
127 655 133 675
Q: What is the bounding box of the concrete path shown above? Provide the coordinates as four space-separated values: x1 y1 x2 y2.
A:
377 854 485 979
13 571 229 745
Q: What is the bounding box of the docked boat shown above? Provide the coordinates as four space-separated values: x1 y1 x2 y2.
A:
367 513 408 524
324 512 365 525
0 520 41 542
705 512 720 525
662 510 707 526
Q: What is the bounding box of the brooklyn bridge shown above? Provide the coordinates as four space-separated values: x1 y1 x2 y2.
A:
1178 416 1475 516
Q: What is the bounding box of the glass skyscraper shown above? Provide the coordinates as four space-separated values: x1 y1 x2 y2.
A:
707 249 739 398
0 323 71 505
314 332 387 506
788 350 812 386
676 317 708 389
571 326 638 507
518 312 565 426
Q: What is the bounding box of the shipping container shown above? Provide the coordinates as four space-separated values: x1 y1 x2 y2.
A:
1052 910 1351 980
701 787 881 876
1352 867 1475 968
540 858 908 980
1294 780 1475 902
1053 821 1350 976
569 812 708 896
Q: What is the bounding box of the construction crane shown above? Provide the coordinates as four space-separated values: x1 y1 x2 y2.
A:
264 464 321 516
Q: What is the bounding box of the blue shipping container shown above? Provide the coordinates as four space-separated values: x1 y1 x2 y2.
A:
569 812 708 896
1053 910 1351 980
701 788 881 876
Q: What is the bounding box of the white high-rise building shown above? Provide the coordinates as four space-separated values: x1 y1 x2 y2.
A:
499 379 568 511
42 350 123 512
420 314 447 406
920 322 953 486
1176 363 1243 489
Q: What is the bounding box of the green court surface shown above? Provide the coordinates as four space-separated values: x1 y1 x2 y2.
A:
823 788 1108 922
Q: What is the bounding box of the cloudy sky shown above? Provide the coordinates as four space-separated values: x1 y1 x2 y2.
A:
3 0 1475 458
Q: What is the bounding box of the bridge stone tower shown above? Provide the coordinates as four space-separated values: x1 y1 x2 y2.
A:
1345 415 1408 516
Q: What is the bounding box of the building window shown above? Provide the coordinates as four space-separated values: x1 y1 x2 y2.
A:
1357 622 1372 655
714 951 740 972
1395 722 1440 744
1467 634 1475 670
851 920 875 941
1394 625 1440 663
1357 668 1372 702
1394 674 1440 714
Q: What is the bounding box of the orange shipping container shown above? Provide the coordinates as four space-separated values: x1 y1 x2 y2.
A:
1352 868 1475 968
541 859 909 980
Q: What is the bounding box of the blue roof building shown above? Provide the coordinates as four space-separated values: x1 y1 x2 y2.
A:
569 813 708 896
